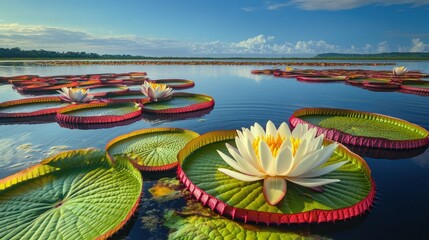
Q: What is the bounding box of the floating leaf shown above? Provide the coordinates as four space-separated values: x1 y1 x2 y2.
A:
106 128 199 171
0 148 142 240
177 130 375 224
56 102 142 124
143 92 215 114
149 79 195 89
290 108 429 149
165 211 320 239
400 80 429 93
0 97 68 118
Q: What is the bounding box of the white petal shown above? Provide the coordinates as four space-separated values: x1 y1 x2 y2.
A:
287 148 322 177
217 150 248 173
244 136 260 168
242 129 254 142
218 168 263 182
259 141 275 175
251 122 265 137
307 143 338 170
294 136 310 162
292 124 308 138
225 143 264 176
308 134 324 152
266 120 277 136
263 177 287 205
287 177 340 187
300 161 347 178
277 122 291 138
275 146 294 175
235 137 259 170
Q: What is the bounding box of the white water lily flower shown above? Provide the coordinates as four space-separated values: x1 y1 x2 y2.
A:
217 121 347 206
392 66 408 76
57 87 94 103
140 81 173 102
285 66 295 72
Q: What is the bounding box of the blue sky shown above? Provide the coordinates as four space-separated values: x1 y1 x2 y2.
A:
0 0 428 56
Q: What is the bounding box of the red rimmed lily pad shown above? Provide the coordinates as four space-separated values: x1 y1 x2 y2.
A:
0 96 69 118
290 108 429 149
345 78 389 86
362 81 401 91
148 79 195 89
0 148 142 240
296 76 347 82
177 130 375 224
56 102 142 124
84 84 129 97
400 80 429 93
99 90 150 103
142 92 215 114
106 128 199 171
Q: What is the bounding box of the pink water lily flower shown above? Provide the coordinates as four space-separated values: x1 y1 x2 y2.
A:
217 121 346 206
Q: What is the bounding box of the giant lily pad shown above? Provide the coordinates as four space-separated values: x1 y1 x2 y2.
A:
143 92 215 114
106 128 199 171
290 108 429 149
177 130 375 224
165 211 311 239
296 76 347 82
0 148 142 240
100 90 149 103
84 84 129 97
400 80 429 93
149 79 195 89
56 102 142 124
0 97 68 118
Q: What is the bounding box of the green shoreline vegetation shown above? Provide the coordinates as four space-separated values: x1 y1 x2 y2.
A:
0 47 428 61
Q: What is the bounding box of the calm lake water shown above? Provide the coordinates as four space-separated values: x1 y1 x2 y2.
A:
1 61 429 239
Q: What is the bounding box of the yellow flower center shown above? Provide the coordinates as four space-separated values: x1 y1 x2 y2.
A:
289 137 301 156
148 82 168 90
252 135 301 158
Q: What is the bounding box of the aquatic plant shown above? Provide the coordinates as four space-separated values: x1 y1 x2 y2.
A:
0 149 142 240
217 121 345 205
177 129 375 224
140 81 173 102
57 87 94 103
290 108 429 149
392 66 408 76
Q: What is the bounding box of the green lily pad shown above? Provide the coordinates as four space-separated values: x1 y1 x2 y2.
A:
345 78 388 86
296 76 347 82
143 92 215 114
85 85 128 96
165 211 315 240
0 97 68 118
0 148 142 240
150 79 195 89
101 90 149 103
56 102 142 124
290 108 429 149
400 80 429 93
106 128 199 171
177 130 375 224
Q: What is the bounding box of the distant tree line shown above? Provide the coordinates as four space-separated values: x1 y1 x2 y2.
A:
315 52 429 60
0 47 146 59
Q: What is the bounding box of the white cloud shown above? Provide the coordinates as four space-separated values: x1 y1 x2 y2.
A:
0 23 190 56
241 7 257 12
410 38 426 52
268 0 429 11
377 41 391 52
0 23 426 57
